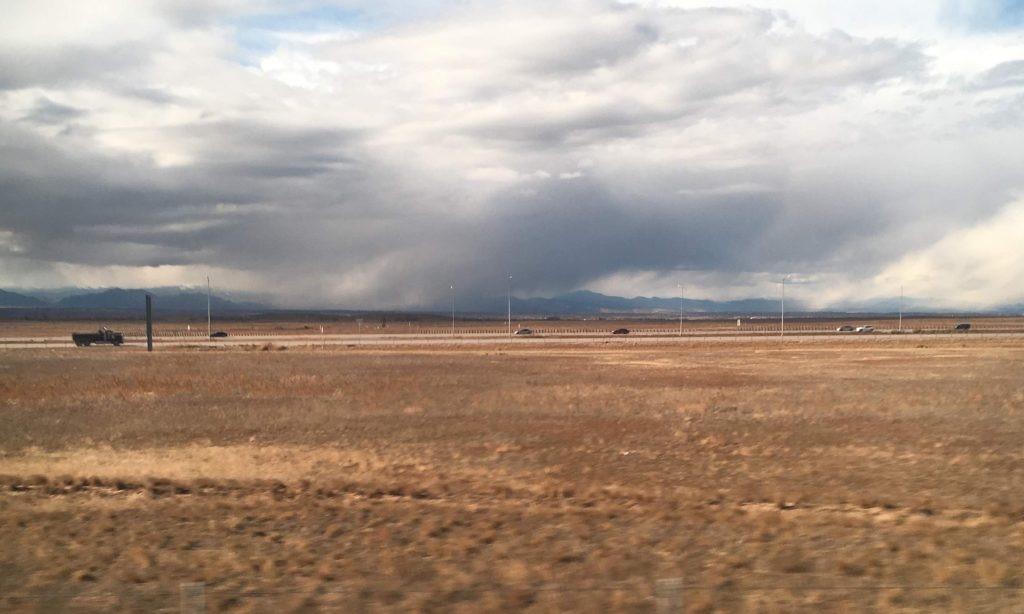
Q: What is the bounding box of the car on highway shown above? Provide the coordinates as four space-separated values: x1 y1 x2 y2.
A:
210 331 229 338
954 323 971 331
836 325 855 332
72 327 124 347
612 328 630 335
514 328 533 335
854 325 875 333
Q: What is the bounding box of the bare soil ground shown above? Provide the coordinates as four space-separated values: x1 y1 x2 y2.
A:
1 336 1022 612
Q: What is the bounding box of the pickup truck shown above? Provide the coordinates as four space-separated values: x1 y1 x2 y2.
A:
72 327 125 347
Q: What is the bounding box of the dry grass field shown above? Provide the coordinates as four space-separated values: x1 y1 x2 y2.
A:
1 336 1023 612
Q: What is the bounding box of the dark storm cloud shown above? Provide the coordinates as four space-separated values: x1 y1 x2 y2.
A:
0 130 234 264
457 181 784 290
19 97 84 125
0 42 154 90
115 85 185 105
170 120 361 179
0 117 373 267
426 175 914 301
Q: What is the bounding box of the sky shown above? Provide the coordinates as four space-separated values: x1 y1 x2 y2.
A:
1 0 1023 309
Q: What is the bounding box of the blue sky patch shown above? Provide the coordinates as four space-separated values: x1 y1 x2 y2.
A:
232 5 370 66
945 0 1024 31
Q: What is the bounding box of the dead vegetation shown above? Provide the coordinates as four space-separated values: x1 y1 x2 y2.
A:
0 337 1022 611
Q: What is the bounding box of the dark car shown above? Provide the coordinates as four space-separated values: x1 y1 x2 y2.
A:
954 323 971 331
836 325 855 332
210 331 229 338
514 328 533 335
612 328 630 335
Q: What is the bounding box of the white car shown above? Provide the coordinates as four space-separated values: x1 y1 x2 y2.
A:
854 325 875 333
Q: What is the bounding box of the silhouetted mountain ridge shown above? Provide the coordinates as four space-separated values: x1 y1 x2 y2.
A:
0 289 47 308
465 290 787 315
5 287 1023 315
54 288 267 311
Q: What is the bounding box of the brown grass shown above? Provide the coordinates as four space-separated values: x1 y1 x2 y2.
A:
0 337 1022 611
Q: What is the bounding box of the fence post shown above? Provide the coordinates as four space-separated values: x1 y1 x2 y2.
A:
655 577 683 613
180 582 205 614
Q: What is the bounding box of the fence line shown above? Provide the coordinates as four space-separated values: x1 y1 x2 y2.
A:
115 324 1024 338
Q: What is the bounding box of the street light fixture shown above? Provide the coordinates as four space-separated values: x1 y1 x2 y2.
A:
899 285 903 333
677 283 684 337
781 274 791 337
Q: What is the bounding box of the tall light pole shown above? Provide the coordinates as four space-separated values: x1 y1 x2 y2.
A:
899 285 903 333
507 274 512 337
677 283 684 337
780 274 791 337
450 284 455 336
206 275 211 341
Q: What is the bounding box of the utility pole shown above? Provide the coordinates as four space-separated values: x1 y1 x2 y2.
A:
206 275 211 341
450 284 455 336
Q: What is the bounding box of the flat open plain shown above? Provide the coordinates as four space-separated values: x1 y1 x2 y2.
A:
1 334 1023 612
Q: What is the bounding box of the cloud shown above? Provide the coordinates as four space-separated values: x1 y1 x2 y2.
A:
969 59 1024 90
0 1 1022 308
861 197 1024 309
19 97 84 125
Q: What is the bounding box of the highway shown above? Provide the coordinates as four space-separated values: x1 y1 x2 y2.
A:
1 330 1018 350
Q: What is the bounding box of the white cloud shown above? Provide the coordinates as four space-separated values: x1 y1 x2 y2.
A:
0 1 1022 309
867 197 1024 308
0 230 25 254
49 263 261 291
676 182 774 196
466 166 523 182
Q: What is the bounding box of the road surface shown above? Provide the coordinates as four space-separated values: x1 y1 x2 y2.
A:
0 330 1016 349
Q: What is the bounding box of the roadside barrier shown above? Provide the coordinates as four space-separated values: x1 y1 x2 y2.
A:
116 323 1024 338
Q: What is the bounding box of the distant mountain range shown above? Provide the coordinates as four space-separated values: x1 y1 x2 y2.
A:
3 287 786 314
471 290 786 315
0 289 47 308
466 290 1024 316
0 288 267 312
56 288 267 311
1 287 1022 316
